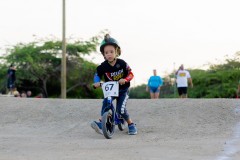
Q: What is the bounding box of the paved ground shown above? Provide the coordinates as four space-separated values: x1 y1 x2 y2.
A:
0 97 239 160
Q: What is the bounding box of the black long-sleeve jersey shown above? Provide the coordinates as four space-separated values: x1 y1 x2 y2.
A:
96 59 133 90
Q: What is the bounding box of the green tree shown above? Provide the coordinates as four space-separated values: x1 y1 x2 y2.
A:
189 52 240 98
130 52 240 98
129 84 149 99
0 36 101 98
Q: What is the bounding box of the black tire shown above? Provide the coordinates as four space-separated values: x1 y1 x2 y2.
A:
118 119 126 131
102 111 115 139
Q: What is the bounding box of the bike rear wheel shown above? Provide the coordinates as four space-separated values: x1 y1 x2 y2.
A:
102 110 115 139
118 119 126 131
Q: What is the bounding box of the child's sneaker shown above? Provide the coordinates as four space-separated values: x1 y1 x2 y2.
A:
91 121 103 135
128 123 137 135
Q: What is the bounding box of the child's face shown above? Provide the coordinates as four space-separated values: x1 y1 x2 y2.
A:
103 45 117 61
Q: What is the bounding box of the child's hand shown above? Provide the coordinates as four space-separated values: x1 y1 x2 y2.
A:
119 79 126 85
93 82 101 88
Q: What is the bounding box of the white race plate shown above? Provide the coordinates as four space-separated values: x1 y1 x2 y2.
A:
102 81 119 98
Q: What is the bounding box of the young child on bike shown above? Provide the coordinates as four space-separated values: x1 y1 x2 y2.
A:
91 34 137 135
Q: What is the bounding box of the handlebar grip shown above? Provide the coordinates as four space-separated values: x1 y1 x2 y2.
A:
92 82 103 89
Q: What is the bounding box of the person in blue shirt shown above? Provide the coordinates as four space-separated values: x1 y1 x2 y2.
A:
146 69 163 99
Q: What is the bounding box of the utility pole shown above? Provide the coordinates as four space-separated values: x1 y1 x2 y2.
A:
61 0 66 99
173 62 176 98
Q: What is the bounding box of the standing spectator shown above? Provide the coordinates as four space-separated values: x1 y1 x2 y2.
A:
27 90 32 98
175 64 193 98
146 69 163 99
7 64 16 94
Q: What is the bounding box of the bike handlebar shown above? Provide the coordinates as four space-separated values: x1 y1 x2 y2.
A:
92 82 103 89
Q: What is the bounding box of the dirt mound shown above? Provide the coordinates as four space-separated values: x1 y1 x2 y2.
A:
0 98 239 160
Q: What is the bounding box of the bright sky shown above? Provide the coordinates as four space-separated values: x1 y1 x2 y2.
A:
0 0 240 86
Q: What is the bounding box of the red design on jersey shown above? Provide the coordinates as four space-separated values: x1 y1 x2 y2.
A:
105 72 113 80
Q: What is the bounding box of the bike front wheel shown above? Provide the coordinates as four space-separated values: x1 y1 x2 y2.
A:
102 110 115 139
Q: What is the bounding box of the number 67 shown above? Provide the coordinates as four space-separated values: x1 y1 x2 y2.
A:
105 84 114 91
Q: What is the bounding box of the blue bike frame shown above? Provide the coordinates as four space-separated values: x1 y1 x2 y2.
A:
104 96 123 125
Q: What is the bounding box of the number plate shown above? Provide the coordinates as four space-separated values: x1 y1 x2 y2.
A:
102 81 119 98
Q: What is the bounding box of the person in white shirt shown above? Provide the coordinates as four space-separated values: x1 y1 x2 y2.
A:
175 64 193 98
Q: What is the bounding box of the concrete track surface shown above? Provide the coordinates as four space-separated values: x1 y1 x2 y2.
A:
0 97 240 160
